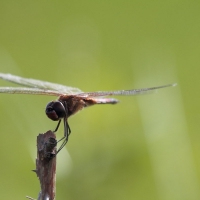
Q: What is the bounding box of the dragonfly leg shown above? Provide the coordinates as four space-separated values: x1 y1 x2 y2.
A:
55 101 72 154
54 119 61 132
57 119 71 154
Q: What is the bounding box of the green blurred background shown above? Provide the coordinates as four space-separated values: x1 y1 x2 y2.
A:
0 1 199 199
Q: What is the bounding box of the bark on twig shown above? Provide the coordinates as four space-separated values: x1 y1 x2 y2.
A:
35 130 57 200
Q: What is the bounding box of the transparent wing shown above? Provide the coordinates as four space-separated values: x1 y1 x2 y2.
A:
0 73 83 95
0 87 63 96
77 83 177 97
0 73 176 97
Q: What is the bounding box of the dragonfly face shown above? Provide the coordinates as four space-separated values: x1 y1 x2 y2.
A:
46 101 67 121
0 73 177 153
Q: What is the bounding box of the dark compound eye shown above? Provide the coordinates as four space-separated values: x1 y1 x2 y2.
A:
46 107 53 112
45 101 66 121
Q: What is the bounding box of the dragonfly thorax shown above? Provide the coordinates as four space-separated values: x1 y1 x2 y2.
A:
45 101 66 121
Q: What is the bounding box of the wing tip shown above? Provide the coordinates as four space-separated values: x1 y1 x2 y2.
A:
172 83 177 87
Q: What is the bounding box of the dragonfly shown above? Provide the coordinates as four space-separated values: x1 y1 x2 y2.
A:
0 73 176 153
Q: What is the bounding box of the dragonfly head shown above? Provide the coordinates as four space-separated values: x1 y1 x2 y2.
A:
45 101 66 121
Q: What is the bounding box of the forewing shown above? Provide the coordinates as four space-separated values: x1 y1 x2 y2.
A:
78 83 176 97
0 87 63 96
0 73 83 95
